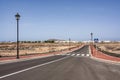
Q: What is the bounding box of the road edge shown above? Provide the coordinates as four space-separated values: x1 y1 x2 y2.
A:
89 45 120 65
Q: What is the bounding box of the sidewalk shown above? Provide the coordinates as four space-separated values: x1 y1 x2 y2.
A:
90 45 120 62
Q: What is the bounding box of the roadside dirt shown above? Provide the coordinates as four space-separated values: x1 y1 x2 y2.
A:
97 43 120 54
0 44 82 61
0 42 81 57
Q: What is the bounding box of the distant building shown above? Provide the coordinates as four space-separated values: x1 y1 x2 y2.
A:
47 39 78 43
101 40 111 43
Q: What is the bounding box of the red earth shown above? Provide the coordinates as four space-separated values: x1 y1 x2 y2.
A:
90 45 120 62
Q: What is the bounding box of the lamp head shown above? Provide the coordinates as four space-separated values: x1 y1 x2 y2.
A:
15 13 20 20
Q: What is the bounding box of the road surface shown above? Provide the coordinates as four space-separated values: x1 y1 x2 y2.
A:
0 45 120 80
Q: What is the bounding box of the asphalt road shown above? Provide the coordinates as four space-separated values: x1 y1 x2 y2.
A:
0 45 120 80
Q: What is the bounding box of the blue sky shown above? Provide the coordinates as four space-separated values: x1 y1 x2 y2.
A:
0 0 120 41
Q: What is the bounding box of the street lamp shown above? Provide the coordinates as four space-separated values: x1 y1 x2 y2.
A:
90 32 93 45
15 13 20 59
90 32 93 42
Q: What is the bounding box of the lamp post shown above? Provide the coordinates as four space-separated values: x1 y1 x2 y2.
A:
15 13 20 59
90 32 93 42
90 32 93 45
69 38 71 50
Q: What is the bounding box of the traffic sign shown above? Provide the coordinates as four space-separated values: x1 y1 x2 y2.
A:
94 38 99 43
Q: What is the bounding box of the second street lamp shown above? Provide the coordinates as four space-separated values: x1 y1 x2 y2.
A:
90 32 93 44
15 13 20 59
90 32 93 42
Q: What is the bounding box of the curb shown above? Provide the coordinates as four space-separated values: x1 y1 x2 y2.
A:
0 54 54 65
89 45 120 64
0 46 81 64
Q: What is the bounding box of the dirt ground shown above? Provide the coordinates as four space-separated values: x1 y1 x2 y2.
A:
97 42 120 54
0 42 81 57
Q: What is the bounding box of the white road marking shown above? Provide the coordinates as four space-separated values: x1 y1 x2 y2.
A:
71 54 75 56
76 54 80 56
86 54 90 57
81 54 85 56
0 56 68 79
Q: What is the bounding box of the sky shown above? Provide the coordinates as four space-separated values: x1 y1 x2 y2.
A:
0 0 120 41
